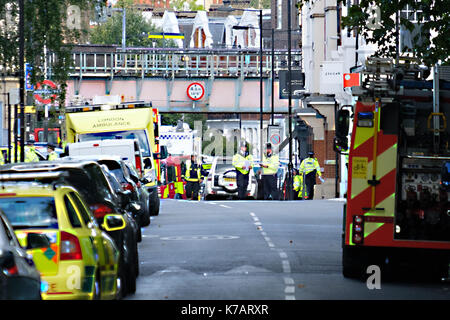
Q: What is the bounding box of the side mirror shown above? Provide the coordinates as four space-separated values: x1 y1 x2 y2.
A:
0 250 15 269
102 214 126 232
157 146 168 160
144 158 152 168
119 189 132 204
26 233 51 250
336 108 350 138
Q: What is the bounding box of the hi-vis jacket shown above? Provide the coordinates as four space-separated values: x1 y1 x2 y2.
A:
299 157 322 177
232 153 254 175
261 153 279 175
183 162 203 182
293 174 307 199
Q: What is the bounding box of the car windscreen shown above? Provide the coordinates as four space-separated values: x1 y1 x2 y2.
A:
214 163 235 173
78 130 150 157
98 160 128 184
0 197 58 229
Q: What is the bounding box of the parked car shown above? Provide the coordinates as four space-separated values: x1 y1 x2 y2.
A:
204 157 258 200
0 160 139 296
123 161 153 219
63 155 150 229
0 175 125 300
0 210 43 300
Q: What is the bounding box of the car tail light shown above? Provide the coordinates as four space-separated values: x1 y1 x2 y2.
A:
90 203 114 219
136 181 141 188
60 231 83 260
122 182 135 192
207 177 212 181
135 155 143 175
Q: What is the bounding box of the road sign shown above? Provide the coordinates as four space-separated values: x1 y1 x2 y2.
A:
187 82 205 101
34 80 59 105
279 70 305 99
25 63 34 91
268 125 282 149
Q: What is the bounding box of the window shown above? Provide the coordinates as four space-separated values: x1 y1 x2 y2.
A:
1 218 16 246
0 197 58 229
70 192 93 226
400 3 423 23
64 195 82 228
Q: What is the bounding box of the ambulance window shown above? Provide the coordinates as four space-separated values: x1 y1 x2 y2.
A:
64 196 82 228
70 192 93 226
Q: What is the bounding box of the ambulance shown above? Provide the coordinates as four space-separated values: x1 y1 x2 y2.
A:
65 101 166 216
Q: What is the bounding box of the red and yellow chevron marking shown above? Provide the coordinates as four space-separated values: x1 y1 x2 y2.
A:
346 101 398 246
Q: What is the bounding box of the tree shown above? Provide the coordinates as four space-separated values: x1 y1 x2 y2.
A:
0 0 93 106
250 0 271 9
299 0 449 66
90 4 176 48
338 0 450 66
170 0 204 11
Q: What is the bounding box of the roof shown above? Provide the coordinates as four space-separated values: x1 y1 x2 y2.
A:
0 160 100 173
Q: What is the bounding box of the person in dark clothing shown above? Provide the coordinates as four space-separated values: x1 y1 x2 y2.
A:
183 155 203 200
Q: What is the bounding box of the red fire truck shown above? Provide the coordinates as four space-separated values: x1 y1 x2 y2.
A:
336 58 450 279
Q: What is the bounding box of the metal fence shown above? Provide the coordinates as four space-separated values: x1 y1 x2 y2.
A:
51 48 302 79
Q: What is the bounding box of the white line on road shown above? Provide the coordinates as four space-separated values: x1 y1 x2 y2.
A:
249 211 295 300
282 260 291 273
220 204 231 209
284 286 295 294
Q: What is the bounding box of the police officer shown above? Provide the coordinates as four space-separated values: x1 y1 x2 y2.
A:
299 151 324 200
183 155 203 200
232 141 253 200
25 140 39 162
293 168 307 200
47 143 58 161
261 143 279 200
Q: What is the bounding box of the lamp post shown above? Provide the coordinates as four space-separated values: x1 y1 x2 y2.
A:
287 0 294 200
19 0 25 162
220 5 264 160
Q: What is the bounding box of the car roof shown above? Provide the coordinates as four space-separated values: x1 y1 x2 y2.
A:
0 159 101 172
0 181 76 196
62 155 124 163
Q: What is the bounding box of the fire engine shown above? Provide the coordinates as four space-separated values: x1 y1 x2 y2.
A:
335 57 450 279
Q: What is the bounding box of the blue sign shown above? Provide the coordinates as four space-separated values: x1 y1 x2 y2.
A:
25 63 34 91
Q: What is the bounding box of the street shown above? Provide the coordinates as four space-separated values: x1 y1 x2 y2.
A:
129 199 450 300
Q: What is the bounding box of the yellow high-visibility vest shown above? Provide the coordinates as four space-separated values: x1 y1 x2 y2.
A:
299 157 322 177
232 153 253 175
261 153 279 175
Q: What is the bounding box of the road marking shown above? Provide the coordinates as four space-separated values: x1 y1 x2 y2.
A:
159 235 239 241
284 286 295 294
249 211 295 301
220 204 231 209
282 260 291 273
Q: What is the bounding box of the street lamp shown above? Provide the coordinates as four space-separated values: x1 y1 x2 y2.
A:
217 5 264 161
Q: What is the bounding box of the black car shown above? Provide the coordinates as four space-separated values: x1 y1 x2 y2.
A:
63 155 150 229
0 160 139 296
123 161 152 220
0 210 46 300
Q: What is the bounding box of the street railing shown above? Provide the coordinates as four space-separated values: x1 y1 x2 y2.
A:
54 48 302 79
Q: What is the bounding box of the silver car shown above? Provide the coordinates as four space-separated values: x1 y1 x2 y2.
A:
204 157 258 200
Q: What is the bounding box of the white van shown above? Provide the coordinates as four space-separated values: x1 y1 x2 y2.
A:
67 139 145 177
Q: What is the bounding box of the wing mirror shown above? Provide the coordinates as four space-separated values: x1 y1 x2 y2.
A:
102 214 126 232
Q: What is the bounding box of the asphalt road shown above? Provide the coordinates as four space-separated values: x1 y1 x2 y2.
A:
127 199 450 300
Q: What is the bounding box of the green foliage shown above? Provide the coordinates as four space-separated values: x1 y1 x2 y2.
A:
300 0 450 66
170 0 204 11
90 6 177 48
0 0 92 106
250 0 271 9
